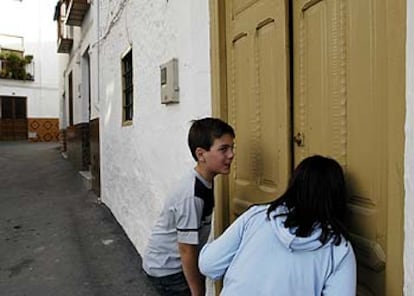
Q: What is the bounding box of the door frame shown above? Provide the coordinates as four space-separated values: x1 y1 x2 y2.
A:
209 0 405 294
210 0 230 235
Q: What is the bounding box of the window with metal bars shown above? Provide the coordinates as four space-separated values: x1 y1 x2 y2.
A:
122 49 133 124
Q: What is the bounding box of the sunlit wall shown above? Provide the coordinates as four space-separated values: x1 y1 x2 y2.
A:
98 0 211 255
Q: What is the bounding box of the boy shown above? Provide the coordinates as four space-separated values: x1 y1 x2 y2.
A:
142 117 235 296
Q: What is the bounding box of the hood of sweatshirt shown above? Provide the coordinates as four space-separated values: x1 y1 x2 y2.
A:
268 205 329 252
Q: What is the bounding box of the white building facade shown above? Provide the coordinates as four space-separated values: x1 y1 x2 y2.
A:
0 0 60 141
98 0 212 255
55 0 101 193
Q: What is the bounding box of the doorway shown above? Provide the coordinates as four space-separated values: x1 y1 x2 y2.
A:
81 48 91 171
0 96 27 140
210 0 405 295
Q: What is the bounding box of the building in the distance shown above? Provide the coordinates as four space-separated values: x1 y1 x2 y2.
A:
53 0 100 194
0 0 60 142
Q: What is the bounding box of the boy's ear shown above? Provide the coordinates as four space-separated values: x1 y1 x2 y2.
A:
195 147 206 162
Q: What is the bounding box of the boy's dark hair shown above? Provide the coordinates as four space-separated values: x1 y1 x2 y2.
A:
188 117 235 161
267 155 349 245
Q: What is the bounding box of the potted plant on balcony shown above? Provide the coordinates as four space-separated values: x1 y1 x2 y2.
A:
0 52 34 80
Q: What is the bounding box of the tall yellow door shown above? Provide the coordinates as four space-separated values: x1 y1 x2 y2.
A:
292 0 395 295
225 0 291 219
220 0 403 295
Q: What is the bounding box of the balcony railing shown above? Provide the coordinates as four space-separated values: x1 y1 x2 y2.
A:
54 1 73 53
57 15 73 53
65 0 90 26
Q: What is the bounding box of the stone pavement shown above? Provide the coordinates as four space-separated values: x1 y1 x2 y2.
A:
0 141 159 296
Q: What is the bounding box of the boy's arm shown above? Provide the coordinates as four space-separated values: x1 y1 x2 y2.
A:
178 242 205 296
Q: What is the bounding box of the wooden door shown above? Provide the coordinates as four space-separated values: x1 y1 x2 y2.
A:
225 0 291 220
219 0 404 295
292 0 399 295
0 97 27 140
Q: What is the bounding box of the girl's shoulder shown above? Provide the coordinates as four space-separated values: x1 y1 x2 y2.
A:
245 203 269 215
238 204 270 225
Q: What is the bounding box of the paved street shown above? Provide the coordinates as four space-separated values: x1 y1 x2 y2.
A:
0 141 158 296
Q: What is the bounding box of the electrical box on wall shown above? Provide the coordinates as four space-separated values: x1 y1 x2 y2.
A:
160 58 179 104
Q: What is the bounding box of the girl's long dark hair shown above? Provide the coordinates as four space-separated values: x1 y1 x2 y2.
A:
267 155 349 245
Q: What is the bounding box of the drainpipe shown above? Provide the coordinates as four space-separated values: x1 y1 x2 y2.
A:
97 0 100 108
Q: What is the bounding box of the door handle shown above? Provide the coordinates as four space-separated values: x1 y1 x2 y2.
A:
293 132 304 147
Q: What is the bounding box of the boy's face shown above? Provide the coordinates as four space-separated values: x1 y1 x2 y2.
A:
202 134 235 176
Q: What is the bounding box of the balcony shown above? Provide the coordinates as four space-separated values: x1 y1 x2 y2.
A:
65 0 90 26
54 1 73 53
0 50 35 81
57 20 73 53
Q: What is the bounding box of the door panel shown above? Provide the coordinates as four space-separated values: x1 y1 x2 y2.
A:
293 0 387 295
226 0 290 219
346 0 388 294
293 0 347 163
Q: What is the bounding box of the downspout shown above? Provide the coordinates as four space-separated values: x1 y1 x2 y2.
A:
97 0 100 107
97 0 103 201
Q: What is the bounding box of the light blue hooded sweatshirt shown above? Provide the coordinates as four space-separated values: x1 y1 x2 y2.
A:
199 205 356 296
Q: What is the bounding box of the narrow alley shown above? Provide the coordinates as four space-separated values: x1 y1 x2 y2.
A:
0 141 158 296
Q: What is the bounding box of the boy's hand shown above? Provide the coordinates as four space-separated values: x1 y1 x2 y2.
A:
178 242 205 296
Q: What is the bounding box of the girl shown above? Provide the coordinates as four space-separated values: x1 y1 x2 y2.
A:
199 155 356 295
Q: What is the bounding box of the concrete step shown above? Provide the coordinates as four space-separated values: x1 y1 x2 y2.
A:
79 170 92 190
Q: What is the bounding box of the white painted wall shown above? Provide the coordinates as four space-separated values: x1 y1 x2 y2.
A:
98 0 211 254
404 0 414 294
0 0 59 118
58 55 69 129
